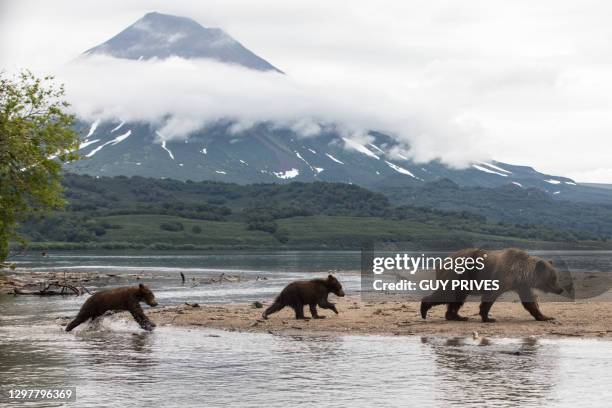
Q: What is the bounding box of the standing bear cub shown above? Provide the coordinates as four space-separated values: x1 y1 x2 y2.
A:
420 248 564 323
66 284 158 332
263 275 345 320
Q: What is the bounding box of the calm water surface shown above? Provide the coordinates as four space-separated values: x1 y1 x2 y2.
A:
1 250 612 407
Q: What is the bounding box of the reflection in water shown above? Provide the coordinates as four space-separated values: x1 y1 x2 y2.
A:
424 335 556 407
73 330 157 374
2 318 612 407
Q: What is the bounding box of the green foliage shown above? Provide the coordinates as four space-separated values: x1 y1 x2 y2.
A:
0 71 79 264
25 213 109 242
160 221 184 232
247 220 278 234
17 174 611 250
380 180 612 240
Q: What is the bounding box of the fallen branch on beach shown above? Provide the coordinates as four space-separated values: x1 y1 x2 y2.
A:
13 282 83 296
190 273 241 287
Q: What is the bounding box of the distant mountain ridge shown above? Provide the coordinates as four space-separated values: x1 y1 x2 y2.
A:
64 119 612 204
84 11 282 72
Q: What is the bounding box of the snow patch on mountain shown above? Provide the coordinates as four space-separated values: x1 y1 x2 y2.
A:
273 169 299 179
86 120 100 137
472 164 508 177
369 143 385 155
512 181 523 187
325 153 344 165
79 139 100 150
545 179 561 185
385 160 418 178
295 151 315 172
342 138 380 159
479 161 512 174
86 130 131 157
113 130 131 144
111 121 125 133
160 140 175 160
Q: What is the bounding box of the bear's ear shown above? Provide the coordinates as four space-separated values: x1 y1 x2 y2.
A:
548 259 554 266
328 274 334 281
139 283 145 290
535 260 547 274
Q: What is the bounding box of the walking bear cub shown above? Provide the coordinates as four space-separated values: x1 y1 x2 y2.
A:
66 284 158 332
263 275 345 320
420 248 564 323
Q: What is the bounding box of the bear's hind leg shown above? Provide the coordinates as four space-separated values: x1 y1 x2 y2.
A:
420 291 447 319
309 304 325 319
445 290 469 321
445 302 468 321
65 314 88 332
293 303 309 320
479 301 496 322
262 301 284 319
479 292 500 322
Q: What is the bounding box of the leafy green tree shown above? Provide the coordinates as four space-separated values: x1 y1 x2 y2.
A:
0 71 79 267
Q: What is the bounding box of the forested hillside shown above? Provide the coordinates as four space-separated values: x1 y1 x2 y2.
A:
17 174 610 250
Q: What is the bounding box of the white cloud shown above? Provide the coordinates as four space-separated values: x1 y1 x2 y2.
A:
56 55 488 167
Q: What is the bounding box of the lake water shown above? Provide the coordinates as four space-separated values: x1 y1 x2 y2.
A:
2 250 612 407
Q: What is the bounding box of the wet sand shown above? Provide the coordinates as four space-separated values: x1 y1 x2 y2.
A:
143 296 612 339
5 270 612 338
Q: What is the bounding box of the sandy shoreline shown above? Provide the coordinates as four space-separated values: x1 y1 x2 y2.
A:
4 271 612 338
142 296 612 339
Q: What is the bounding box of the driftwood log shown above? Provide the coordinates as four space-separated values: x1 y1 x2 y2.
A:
13 282 85 296
190 273 241 287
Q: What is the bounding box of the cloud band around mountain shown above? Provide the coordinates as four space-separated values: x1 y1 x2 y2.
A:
58 55 488 168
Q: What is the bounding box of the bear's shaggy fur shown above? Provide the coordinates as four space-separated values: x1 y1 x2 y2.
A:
420 248 564 322
262 275 345 320
66 284 158 331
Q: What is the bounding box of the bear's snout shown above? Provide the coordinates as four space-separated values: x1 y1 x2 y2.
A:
336 289 345 297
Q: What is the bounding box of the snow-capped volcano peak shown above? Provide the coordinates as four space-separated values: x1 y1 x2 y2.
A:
83 11 282 73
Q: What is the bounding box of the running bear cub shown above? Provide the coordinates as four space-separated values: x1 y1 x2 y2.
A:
66 284 158 331
420 248 564 323
263 275 345 320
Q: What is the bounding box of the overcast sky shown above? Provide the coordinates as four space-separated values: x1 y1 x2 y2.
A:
2 0 612 182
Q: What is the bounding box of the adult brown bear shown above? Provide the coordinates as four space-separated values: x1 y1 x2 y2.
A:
420 248 564 322
262 275 345 320
66 284 158 331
